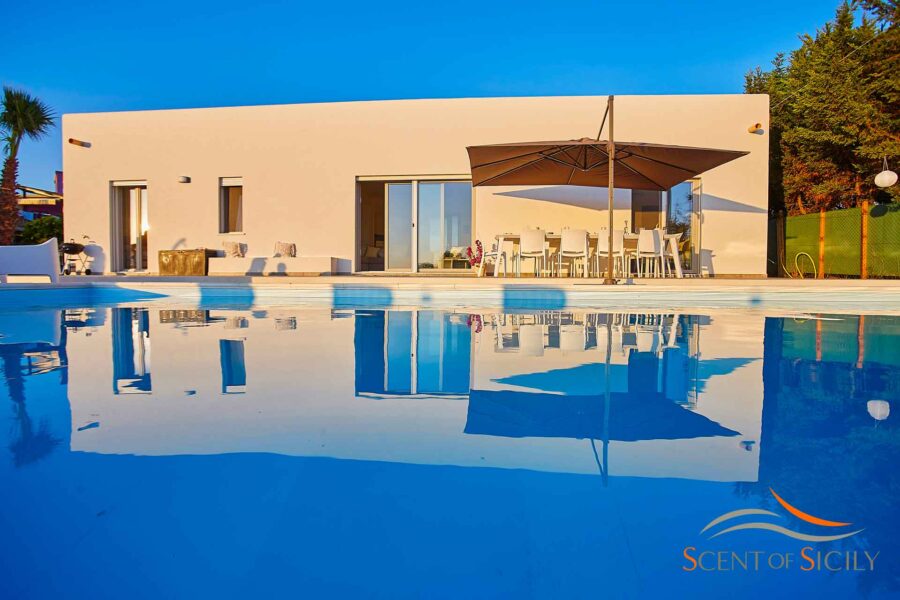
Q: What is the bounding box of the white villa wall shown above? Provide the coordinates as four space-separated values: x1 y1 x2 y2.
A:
62 95 769 276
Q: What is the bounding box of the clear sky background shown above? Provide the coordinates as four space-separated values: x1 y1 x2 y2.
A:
6 0 842 189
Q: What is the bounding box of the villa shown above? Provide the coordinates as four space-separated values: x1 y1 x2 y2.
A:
61 94 769 277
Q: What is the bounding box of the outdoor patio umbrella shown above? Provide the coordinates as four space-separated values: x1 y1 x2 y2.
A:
466 96 749 283
467 137 747 190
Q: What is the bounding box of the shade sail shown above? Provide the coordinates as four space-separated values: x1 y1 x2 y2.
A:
465 389 739 441
466 138 748 191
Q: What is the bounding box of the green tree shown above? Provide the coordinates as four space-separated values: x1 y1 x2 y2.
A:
0 88 55 244
746 2 900 215
16 215 62 245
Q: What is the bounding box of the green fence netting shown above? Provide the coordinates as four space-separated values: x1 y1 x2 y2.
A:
781 204 900 278
784 212 820 276
781 315 900 367
824 207 861 276
868 203 900 278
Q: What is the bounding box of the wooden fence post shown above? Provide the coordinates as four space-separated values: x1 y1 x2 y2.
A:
818 209 826 279
776 210 786 277
861 200 869 279
857 315 865 368
815 317 823 361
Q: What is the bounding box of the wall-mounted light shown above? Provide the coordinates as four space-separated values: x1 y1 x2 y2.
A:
68 138 91 148
178 176 191 184
747 123 764 135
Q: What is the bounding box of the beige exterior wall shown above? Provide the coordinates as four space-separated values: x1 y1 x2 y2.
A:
62 94 769 275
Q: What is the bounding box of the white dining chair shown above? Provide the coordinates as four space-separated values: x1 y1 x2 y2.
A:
635 229 662 277
661 231 683 278
595 229 627 278
665 314 680 347
557 228 589 277
560 324 587 352
655 228 672 278
519 324 546 356
636 326 661 353
516 229 548 277
479 240 508 278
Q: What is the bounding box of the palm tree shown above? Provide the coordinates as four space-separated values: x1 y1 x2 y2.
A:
0 87 55 245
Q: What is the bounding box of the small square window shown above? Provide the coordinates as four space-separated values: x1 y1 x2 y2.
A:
220 178 243 233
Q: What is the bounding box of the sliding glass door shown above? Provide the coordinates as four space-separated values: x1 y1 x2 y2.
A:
360 179 472 273
665 180 701 273
353 309 472 398
417 182 473 271
386 183 413 271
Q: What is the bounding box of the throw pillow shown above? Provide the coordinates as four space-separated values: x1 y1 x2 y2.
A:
273 242 296 258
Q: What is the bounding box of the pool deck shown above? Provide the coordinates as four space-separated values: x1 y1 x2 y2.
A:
2 275 899 313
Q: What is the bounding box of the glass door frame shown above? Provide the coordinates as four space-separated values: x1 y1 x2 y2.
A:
416 181 474 273
385 182 415 272
380 309 472 399
662 178 702 276
355 176 473 274
110 181 150 272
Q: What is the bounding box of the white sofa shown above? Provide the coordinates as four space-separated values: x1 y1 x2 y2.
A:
0 238 59 283
207 255 341 276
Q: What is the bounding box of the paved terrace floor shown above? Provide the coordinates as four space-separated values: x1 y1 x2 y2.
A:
3 274 898 314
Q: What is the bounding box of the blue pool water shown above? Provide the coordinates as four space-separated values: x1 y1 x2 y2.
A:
1 303 898 598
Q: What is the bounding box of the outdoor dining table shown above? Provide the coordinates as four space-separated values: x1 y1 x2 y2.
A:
494 232 684 279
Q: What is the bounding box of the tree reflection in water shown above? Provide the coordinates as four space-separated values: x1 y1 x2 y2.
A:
1 340 64 467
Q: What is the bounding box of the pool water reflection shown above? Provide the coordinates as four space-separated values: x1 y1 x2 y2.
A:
0 305 898 598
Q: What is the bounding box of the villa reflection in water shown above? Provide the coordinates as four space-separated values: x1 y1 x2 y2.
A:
1 306 896 482
5 307 896 478
2 305 898 595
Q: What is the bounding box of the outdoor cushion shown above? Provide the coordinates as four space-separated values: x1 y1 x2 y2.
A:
224 241 245 257
274 242 296 258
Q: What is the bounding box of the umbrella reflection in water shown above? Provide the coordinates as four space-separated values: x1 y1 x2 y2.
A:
467 313 741 485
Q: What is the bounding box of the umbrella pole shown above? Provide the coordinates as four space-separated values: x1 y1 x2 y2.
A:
604 95 616 285
603 317 612 486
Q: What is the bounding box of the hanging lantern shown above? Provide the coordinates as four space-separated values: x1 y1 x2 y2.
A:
867 400 890 421
875 157 898 188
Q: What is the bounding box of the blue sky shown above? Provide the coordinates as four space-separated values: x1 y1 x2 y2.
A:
6 0 841 189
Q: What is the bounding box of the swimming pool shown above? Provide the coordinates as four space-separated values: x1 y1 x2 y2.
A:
1 299 898 598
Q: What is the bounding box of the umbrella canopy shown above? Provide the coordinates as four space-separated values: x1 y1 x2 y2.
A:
465 389 739 442
467 138 748 191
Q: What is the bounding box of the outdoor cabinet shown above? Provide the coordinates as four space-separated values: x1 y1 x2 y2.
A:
158 249 216 276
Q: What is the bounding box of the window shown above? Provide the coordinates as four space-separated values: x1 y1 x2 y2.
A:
220 177 243 233
219 339 246 394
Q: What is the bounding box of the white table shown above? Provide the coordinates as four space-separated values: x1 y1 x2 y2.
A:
494 231 684 278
